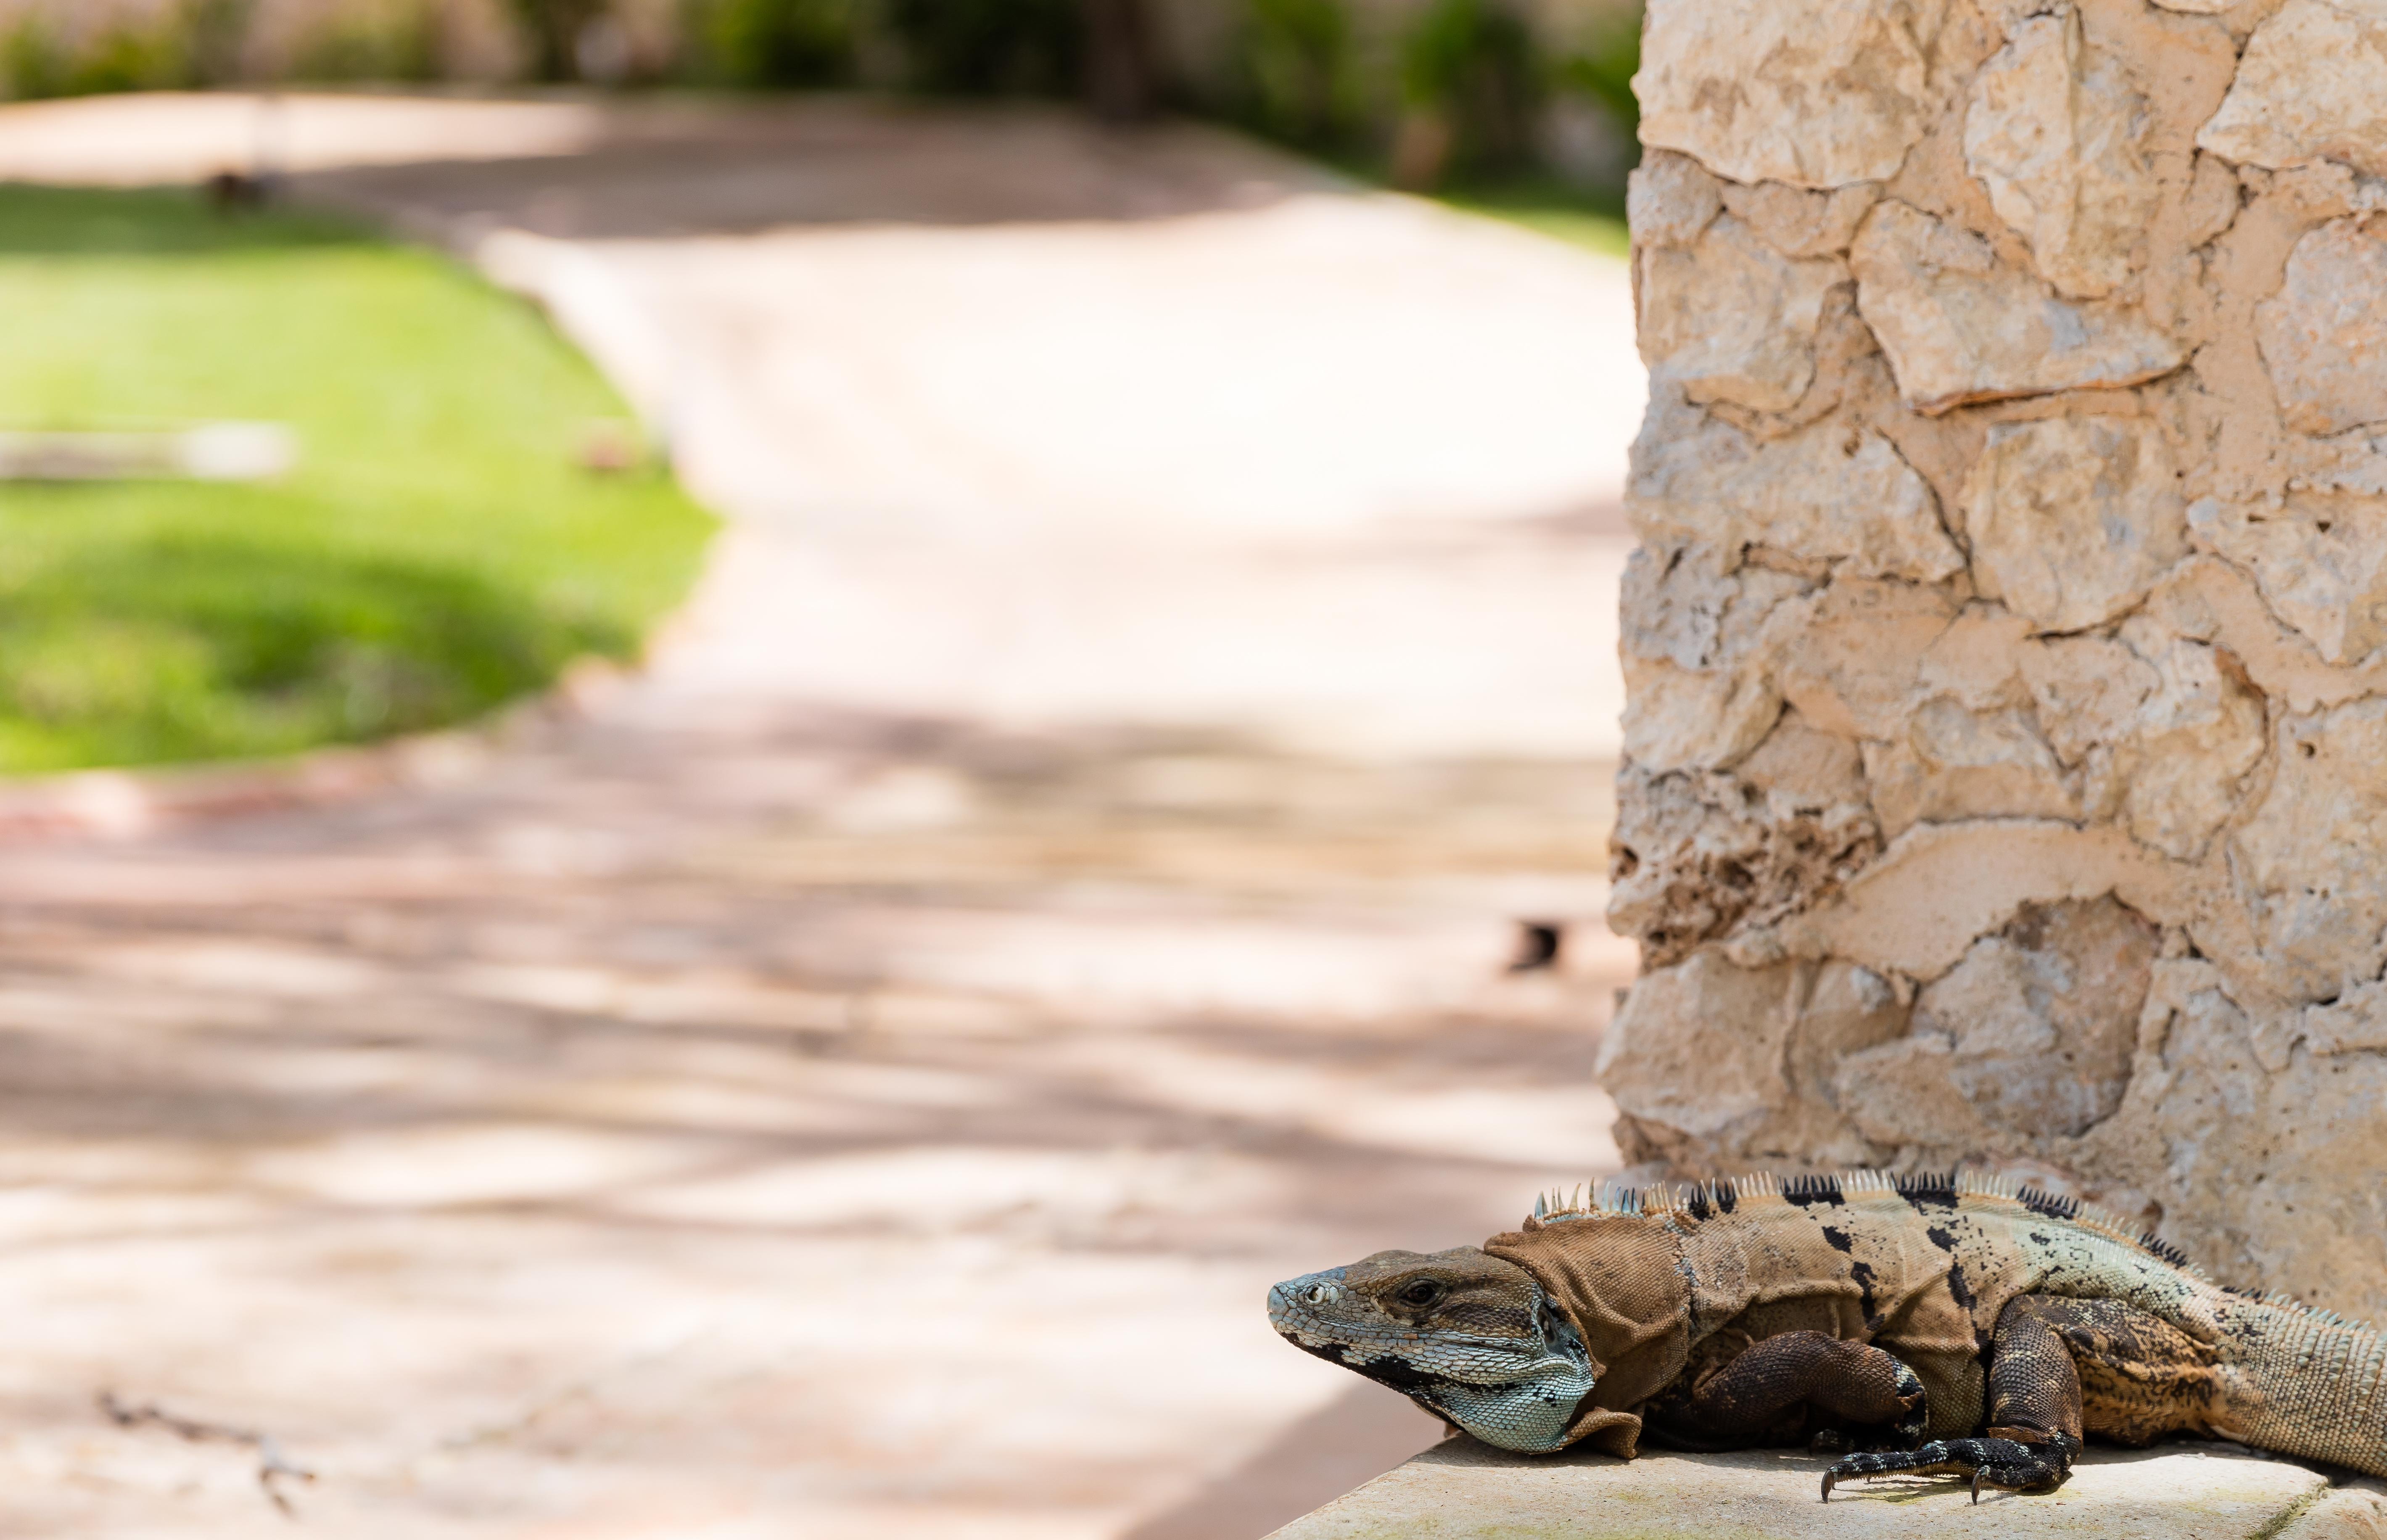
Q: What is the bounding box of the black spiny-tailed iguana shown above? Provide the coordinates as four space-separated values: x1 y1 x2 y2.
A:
1268 1170 2387 1500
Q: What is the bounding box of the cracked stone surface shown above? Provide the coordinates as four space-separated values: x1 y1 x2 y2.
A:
1849 201 2184 413
1961 415 2190 633
1837 897 2157 1150
2189 495 2387 667
1636 217 1849 412
1635 0 1949 190
1629 393 1962 583
2259 216 2387 438
1615 0 2387 1331
2229 697 2387 1004
2197 0 2387 180
1964 14 2160 301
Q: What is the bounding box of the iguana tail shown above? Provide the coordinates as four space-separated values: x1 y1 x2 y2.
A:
2226 1299 2387 1478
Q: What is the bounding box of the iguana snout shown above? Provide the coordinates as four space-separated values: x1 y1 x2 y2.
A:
1266 1247 1597 1452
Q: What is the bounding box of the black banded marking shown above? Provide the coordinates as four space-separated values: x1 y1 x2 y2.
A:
1785 1175 1844 1208
1849 1259 1879 1319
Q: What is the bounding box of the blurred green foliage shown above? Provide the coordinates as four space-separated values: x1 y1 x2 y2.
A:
3 11 188 98
1552 3 1639 142
0 186 714 774
1397 0 1537 180
1228 0 1360 151
1436 173 1629 255
291 2 441 83
504 0 605 80
0 2 1644 203
883 0 1080 95
702 0 856 87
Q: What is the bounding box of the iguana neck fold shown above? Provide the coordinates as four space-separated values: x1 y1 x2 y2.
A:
1485 1212 1693 1457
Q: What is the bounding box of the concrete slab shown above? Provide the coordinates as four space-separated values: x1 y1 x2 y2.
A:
1272 1438 2379 1540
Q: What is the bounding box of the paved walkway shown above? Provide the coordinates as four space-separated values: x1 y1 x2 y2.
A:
0 95 1642 1537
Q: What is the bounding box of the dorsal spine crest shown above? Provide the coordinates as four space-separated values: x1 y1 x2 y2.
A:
1524 1168 2373 1336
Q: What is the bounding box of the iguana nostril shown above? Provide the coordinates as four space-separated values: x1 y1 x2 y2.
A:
1304 1284 1332 1305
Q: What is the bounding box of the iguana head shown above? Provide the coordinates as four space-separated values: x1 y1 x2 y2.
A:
1266 1246 1595 1452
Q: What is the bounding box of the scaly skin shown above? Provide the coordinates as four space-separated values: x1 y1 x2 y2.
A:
1269 1170 2387 1500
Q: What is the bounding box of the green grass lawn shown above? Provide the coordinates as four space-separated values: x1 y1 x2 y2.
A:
0 184 715 775
1434 173 1631 260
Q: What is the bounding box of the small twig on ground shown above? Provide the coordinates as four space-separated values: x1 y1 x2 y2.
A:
98 1390 316 1517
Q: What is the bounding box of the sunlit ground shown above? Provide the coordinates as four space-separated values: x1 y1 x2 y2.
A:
0 93 1643 1539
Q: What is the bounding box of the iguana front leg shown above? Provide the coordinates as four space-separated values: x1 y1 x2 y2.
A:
1822 1294 2086 1503
1646 1331 1928 1453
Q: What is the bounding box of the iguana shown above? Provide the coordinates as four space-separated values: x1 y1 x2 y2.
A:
1268 1170 2387 1500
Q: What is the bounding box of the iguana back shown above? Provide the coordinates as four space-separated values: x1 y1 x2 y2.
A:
1270 1168 2387 1496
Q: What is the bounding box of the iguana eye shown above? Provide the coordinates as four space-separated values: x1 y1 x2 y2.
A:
1398 1279 1444 1307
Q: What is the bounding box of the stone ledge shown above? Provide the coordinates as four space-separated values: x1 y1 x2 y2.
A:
1269 1437 2387 1539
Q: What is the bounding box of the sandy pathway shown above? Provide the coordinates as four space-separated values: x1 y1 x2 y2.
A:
0 94 1642 1537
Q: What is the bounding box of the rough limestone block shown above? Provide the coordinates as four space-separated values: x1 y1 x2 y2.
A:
1722 181 1881 261
1774 579 1959 739
2228 697 2387 1003
2093 627 2267 860
2198 0 2387 180
1618 546 1807 773
1851 202 2184 412
1615 0 2387 1328
1597 948 1802 1144
2259 217 2387 436
1269 1439 2337 1540
1862 700 2078 839
1635 0 1948 190
1629 394 1962 582
1599 948 1906 1168
1607 716 1882 967
1960 416 2189 632
1835 898 2156 1150
1637 217 1851 412
2188 495 2387 666
1965 14 2160 299
1627 152 1724 249
2091 963 2387 1327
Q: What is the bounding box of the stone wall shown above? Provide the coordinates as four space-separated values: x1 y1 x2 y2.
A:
1602 0 2387 1320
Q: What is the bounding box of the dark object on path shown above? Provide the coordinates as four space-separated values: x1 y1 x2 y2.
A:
205 170 272 212
1507 920 1564 972
1269 1170 2387 1501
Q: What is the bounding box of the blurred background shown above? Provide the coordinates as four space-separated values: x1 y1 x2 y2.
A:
0 2 1645 1535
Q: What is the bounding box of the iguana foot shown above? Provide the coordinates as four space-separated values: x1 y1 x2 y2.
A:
1887 1359 1927 1448
1818 1434 2079 1503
